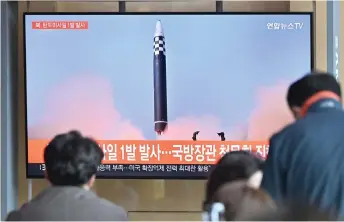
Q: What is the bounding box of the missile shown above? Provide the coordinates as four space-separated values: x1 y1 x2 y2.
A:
153 20 168 135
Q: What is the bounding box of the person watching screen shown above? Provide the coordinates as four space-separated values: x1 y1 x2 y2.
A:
206 180 276 221
6 131 128 221
203 151 264 210
261 72 344 218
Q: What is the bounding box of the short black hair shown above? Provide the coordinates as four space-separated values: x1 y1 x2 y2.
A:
203 151 264 208
44 130 104 186
287 71 341 108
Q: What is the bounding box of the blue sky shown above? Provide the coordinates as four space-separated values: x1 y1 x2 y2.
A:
25 14 311 139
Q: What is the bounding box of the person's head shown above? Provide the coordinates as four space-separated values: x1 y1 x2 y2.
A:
204 151 264 208
287 71 341 119
44 130 103 188
209 180 276 221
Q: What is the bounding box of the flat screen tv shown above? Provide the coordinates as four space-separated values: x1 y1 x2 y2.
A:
24 12 313 179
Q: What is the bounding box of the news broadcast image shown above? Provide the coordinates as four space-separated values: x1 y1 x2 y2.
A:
24 13 312 179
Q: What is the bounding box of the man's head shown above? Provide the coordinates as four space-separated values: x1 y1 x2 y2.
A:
44 130 103 188
287 72 341 119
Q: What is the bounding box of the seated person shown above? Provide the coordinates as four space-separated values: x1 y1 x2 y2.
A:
7 131 127 221
203 151 264 209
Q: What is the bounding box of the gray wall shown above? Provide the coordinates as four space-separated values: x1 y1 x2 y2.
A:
1 1 19 220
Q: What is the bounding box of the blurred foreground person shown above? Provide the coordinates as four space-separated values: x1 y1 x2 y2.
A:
205 180 276 221
204 151 264 209
7 131 127 221
245 202 337 221
261 72 344 217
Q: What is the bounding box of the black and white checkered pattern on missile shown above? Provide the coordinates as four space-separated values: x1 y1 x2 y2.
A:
153 36 165 56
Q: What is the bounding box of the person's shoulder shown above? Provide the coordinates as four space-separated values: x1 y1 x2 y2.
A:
279 111 344 137
5 201 34 221
271 118 310 142
97 196 126 210
95 196 128 220
268 121 305 157
270 121 298 142
6 210 21 221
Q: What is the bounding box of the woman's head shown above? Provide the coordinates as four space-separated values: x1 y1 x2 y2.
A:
207 180 276 221
204 151 264 207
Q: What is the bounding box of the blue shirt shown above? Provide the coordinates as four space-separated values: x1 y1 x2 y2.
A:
261 99 344 217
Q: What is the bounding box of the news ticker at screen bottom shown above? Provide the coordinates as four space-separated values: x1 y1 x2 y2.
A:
27 163 214 178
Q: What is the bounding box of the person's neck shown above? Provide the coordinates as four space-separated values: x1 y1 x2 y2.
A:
82 184 91 190
50 184 91 190
300 91 341 117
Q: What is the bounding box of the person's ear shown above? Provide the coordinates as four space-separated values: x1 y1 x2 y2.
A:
44 170 51 185
87 174 96 188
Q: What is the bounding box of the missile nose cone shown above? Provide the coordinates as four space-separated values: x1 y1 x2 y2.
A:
154 20 164 37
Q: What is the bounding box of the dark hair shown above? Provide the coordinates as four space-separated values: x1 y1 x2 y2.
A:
44 130 104 186
287 72 341 108
211 181 276 221
204 151 264 208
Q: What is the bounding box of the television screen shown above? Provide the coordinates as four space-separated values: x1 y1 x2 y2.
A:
24 13 312 179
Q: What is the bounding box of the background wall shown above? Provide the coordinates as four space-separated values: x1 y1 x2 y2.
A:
1 1 18 219
16 1 342 220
